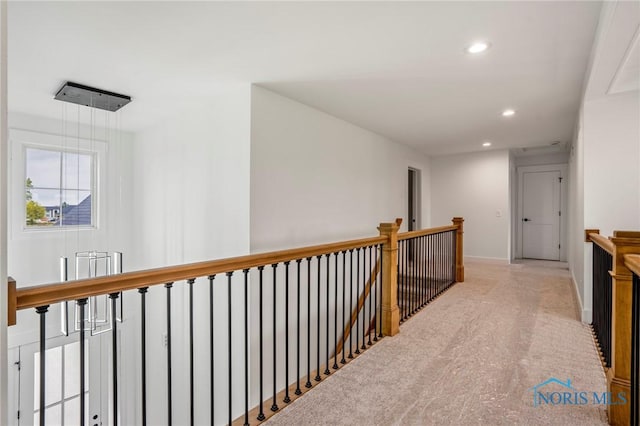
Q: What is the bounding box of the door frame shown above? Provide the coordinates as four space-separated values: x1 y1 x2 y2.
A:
407 167 421 231
515 164 568 261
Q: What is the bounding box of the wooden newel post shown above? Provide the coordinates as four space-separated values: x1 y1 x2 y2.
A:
8 276 16 326
452 217 464 282
609 231 640 425
378 220 401 337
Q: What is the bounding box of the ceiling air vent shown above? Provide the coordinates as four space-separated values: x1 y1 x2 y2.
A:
54 82 131 112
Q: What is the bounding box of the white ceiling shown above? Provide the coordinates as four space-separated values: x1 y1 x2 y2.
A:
8 1 602 156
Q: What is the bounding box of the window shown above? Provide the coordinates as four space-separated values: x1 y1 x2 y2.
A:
25 147 95 228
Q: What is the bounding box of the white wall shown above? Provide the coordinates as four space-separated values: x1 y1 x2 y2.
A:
131 84 252 426
248 85 432 417
250 85 432 253
431 150 510 260
583 92 640 235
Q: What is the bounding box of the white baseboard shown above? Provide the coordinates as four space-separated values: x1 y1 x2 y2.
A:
570 269 591 324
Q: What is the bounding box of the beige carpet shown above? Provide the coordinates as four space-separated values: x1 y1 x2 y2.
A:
266 260 608 425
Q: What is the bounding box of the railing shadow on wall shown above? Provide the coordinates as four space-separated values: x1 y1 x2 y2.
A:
586 230 640 426
7 217 464 426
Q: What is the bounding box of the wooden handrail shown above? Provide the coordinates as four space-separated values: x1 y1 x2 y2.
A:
587 231 615 255
397 225 457 241
12 235 387 313
624 254 640 278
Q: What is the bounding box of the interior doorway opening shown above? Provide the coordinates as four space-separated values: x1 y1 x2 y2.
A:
408 168 421 232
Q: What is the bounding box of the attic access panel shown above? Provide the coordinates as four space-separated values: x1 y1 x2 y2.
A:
54 82 131 112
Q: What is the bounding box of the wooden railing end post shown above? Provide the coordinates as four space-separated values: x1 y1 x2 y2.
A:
378 221 400 337
452 217 464 282
585 229 600 243
8 276 16 326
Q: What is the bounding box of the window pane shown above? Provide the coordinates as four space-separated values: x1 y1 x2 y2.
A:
27 189 61 227
26 148 61 189
33 346 62 408
62 152 92 190
63 396 80 425
34 403 63 426
60 190 92 226
63 341 84 399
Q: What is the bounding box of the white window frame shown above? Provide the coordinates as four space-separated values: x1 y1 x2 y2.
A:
9 129 106 239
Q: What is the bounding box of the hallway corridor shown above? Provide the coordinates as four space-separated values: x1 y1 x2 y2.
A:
266 260 608 425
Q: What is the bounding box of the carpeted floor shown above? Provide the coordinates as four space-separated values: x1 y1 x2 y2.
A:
266 259 608 425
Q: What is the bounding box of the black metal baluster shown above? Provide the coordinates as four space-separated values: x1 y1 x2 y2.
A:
355 247 361 354
368 246 373 345
165 283 173 426
421 235 425 307
78 298 87 426
333 253 339 369
406 239 411 318
295 259 302 395
325 253 331 375
243 269 249 426
109 292 120 426
208 275 216 425
187 278 195 426
399 241 404 322
373 245 379 341
361 247 367 350
306 257 312 388
341 251 347 364
348 249 354 359
378 244 383 338
284 261 291 403
257 267 266 421
412 238 416 315
271 264 279 412
315 255 322 381
36 305 49 426
137 289 148 426
227 272 233 426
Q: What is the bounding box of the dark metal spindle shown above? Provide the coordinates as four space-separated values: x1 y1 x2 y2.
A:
355 248 361 355
36 305 49 426
306 257 312 388
333 253 339 369
296 259 302 395
78 298 87 426
341 251 347 363
368 246 373 346
378 244 383 338
187 278 195 426
208 275 216 425
348 249 354 359
165 283 173 426
315 255 322 381
109 293 120 426
257 267 266 421
361 247 367 350
228 272 233 426
137 289 148 426
325 253 331 375
271 264 279 412
243 269 249 426
284 261 291 403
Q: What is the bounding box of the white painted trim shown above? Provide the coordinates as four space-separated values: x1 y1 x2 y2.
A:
571 268 591 324
0 3 8 424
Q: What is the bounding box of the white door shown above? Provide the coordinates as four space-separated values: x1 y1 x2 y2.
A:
521 170 561 260
16 333 107 426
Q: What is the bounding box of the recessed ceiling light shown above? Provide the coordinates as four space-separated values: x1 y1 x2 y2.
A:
502 109 516 117
466 42 490 54
482 142 492 147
